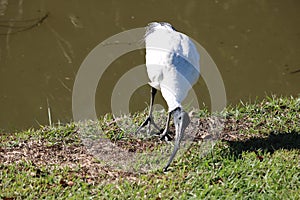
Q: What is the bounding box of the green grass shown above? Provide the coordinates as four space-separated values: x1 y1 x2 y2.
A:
0 95 299 199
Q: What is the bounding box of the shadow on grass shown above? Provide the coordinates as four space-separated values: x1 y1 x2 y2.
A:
225 131 300 159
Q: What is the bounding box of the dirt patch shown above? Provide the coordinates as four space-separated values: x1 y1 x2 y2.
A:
0 115 268 181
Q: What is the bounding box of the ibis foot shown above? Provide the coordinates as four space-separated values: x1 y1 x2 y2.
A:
135 116 161 135
160 133 172 142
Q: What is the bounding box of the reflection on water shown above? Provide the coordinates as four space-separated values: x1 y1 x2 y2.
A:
0 0 299 131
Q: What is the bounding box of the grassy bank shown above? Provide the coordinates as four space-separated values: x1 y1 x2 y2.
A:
1 96 299 199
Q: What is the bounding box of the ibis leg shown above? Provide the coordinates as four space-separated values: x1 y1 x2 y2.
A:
135 87 161 134
160 112 172 141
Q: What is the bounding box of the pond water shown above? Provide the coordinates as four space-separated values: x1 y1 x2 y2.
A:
0 0 299 132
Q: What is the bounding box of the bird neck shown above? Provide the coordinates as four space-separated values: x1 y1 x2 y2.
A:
172 107 182 114
160 86 182 112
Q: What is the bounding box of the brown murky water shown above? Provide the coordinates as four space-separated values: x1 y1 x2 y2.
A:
0 0 299 131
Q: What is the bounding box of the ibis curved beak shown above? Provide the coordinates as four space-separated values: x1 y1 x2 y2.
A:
164 108 190 172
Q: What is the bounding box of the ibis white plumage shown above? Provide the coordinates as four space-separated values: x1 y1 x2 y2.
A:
136 22 200 172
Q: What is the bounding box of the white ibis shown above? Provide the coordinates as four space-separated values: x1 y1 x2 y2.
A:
136 22 200 171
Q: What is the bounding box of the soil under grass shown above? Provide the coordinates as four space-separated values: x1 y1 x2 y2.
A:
0 95 299 199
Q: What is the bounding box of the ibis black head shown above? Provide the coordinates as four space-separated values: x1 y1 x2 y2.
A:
173 107 190 140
